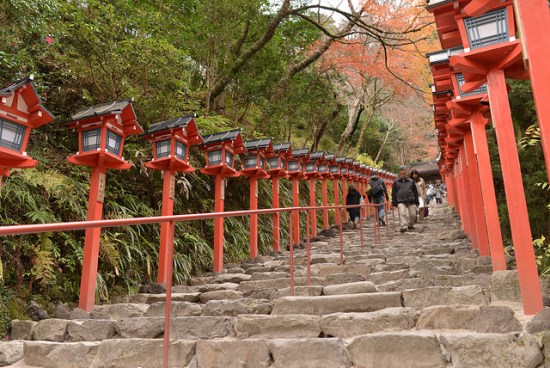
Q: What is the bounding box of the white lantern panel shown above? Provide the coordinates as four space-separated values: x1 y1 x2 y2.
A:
81 128 101 152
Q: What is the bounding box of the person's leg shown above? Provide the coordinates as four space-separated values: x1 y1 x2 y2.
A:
407 204 417 228
378 204 386 226
418 205 424 222
398 203 408 232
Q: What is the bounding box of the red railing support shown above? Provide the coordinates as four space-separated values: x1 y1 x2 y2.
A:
162 220 175 368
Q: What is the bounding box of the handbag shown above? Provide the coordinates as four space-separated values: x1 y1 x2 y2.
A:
423 207 429 217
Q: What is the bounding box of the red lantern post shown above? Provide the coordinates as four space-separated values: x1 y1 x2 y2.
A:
329 158 344 226
199 129 245 273
305 151 325 237
320 153 336 229
68 99 143 311
267 142 291 252
241 138 274 258
144 115 203 284
287 148 309 247
0 75 54 187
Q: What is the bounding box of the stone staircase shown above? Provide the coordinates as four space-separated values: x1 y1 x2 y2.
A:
2 205 550 367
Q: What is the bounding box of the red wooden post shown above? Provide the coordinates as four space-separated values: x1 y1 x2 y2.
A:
309 178 317 237
272 177 281 252
342 178 348 223
162 220 176 368
213 174 225 272
268 142 291 253
322 178 329 230
249 177 259 258
333 179 341 226
157 170 175 283
470 112 507 270
487 68 543 314
512 0 550 184
292 177 300 246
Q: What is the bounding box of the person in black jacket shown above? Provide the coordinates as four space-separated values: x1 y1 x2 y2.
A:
392 166 419 233
368 169 389 226
345 185 362 229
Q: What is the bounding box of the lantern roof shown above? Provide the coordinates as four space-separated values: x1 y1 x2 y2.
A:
345 158 354 165
291 148 309 158
325 153 336 161
353 160 360 167
426 0 453 10
0 75 55 128
426 47 464 65
309 151 325 160
145 114 202 145
335 157 346 163
202 128 241 144
244 138 273 151
70 98 143 135
273 142 291 153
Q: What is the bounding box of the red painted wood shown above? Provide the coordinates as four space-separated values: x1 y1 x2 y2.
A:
249 177 259 258
271 177 281 252
157 170 175 284
213 175 225 273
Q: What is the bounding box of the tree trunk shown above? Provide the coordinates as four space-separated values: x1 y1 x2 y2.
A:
337 101 364 155
312 102 344 151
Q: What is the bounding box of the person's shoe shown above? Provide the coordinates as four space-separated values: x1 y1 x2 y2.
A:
379 218 386 226
353 222 357 229
400 227 407 233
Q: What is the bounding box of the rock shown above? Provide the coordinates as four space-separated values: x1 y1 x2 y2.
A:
172 284 199 293
203 298 273 316
128 294 150 303
145 301 203 317
244 266 273 274
115 317 164 338
139 282 167 294
199 290 243 303
310 254 341 264
542 333 550 368
402 285 486 309
250 272 288 281
237 277 325 293
364 270 410 284
321 308 418 338
325 273 364 285
316 264 374 278
188 276 215 286
416 305 521 333
198 283 239 292
348 331 446 368
440 332 544 368
526 307 550 334
377 278 432 292
90 339 195 368
433 274 491 288
10 320 36 340
213 273 251 284
24 341 99 368
374 263 409 272
323 281 377 296
271 292 402 315
54 304 71 319
91 304 149 319
278 286 324 297
451 230 467 240
169 316 233 339
268 338 351 368
236 315 321 338
66 319 116 342
242 288 279 301
195 339 270 368
0 341 24 366
32 319 68 342
491 270 522 303
26 301 48 321
69 308 90 320
456 256 477 272
147 292 201 304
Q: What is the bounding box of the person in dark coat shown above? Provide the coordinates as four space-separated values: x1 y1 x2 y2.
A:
368 169 389 226
345 185 362 229
392 166 419 233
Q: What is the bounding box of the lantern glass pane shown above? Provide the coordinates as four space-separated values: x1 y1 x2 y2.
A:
455 73 487 96
288 161 299 171
281 159 286 170
341 168 347 174
175 141 187 160
259 156 265 169
155 139 171 158
330 166 339 174
106 130 122 155
306 163 315 172
82 128 101 152
464 8 509 49
225 151 234 167
267 157 279 169
0 118 26 152
244 156 257 168
319 164 327 173
208 150 222 165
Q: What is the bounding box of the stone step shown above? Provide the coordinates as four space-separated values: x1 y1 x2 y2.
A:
402 285 488 309
271 292 402 315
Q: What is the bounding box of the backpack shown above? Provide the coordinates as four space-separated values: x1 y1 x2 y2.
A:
370 181 383 197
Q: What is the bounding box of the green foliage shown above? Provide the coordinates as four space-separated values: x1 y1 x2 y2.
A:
534 236 550 276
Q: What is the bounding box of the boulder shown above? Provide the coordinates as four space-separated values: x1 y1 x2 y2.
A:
32 319 68 342
24 341 99 368
402 285 486 309
323 281 377 296
147 293 201 304
145 301 203 317
242 288 279 301
416 305 521 333
10 320 36 340
272 292 402 315
348 331 446 368
491 270 522 303
90 339 195 368
66 319 116 342
195 339 270 368
0 341 24 366
91 303 149 320
268 338 351 368
236 315 321 339
440 332 544 368
320 308 418 338
169 316 233 339
115 317 164 338
199 290 243 303
202 298 273 317
26 301 48 321
526 307 550 334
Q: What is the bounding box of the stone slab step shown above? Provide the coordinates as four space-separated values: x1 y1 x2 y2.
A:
271 292 402 315
402 285 487 309
237 277 325 293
